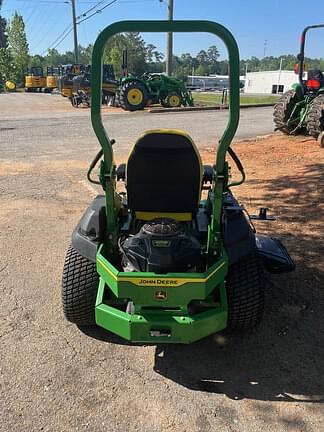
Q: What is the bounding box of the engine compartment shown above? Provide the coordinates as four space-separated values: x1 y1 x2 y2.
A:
72 192 294 275
119 218 202 273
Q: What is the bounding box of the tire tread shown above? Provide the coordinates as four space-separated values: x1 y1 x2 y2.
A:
306 94 324 138
227 253 264 331
273 90 298 134
61 245 98 326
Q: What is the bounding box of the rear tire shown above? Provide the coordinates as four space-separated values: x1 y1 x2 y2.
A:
62 245 99 326
226 252 264 331
273 90 299 134
306 94 324 138
119 81 149 111
113 91 121 107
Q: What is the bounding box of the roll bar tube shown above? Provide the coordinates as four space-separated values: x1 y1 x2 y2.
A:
91 20 240 175
298 24 324 87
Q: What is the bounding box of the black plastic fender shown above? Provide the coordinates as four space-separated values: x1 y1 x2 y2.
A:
71 195 106 262
222 193 256 265
255 235 295 273
222 193 295 273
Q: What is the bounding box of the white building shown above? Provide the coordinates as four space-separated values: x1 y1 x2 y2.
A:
187 75 245 90
244 70 298 94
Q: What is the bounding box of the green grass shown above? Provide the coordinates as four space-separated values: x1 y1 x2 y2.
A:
192 92 280 106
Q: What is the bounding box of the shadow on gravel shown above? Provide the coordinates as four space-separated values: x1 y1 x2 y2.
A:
154 164 324 403
78 326 136 346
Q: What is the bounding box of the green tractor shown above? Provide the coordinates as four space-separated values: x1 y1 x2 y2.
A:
274 24 324 137
62 20 294 344
117 49 193 111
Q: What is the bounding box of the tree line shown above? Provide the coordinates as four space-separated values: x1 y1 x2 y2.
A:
1 10 324 87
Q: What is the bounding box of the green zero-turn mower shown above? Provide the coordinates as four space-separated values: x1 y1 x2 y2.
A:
274 24 324 138
62 20 295 344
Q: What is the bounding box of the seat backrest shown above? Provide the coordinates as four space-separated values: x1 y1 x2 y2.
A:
307 69 324 89
126 130 202 221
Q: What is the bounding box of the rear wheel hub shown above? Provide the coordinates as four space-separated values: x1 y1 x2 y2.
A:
127 88 143 105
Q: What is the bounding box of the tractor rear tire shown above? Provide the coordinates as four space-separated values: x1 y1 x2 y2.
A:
226 252 264 331
273 90 299 134
62 245 99 326
119 81 149 111
306 94 324 138
114 91 121 107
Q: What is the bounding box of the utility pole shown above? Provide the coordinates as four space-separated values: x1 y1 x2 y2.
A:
277 57 283 93
166 0 173 76
263 39 268 58
70 0 79 63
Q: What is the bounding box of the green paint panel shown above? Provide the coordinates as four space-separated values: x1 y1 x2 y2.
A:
95 303 227 344
96 248 228 308
95 247 228 343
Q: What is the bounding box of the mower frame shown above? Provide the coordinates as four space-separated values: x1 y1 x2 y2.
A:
90 20 240 343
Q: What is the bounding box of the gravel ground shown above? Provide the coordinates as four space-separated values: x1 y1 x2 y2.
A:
1 94 324 432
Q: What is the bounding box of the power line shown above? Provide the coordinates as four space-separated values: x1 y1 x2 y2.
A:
77 0 117 25
27 3 57 44
41 0 117 57
34 0 154 57
24 2 39 24
77 0 108 19
15 0 107 3
41 23 72 55
51 28 73 50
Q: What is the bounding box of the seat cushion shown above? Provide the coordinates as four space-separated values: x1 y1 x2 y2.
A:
126 130 202 216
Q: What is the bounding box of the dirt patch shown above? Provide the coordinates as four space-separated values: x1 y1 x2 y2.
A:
202 133 324 269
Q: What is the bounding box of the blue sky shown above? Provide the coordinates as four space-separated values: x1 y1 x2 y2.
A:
2 0 324 60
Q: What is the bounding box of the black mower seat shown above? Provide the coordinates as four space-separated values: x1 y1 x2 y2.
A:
306 69 324 89
126 129 203 221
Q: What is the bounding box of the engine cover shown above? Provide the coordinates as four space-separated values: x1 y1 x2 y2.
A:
121 218 202 273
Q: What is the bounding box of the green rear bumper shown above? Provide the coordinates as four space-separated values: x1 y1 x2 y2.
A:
95 247 228 344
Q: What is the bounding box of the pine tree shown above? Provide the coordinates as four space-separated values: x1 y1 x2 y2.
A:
0 1 12 87
103 33 154 77
0 48 14 90
0 17 7 48
7 11 29 84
